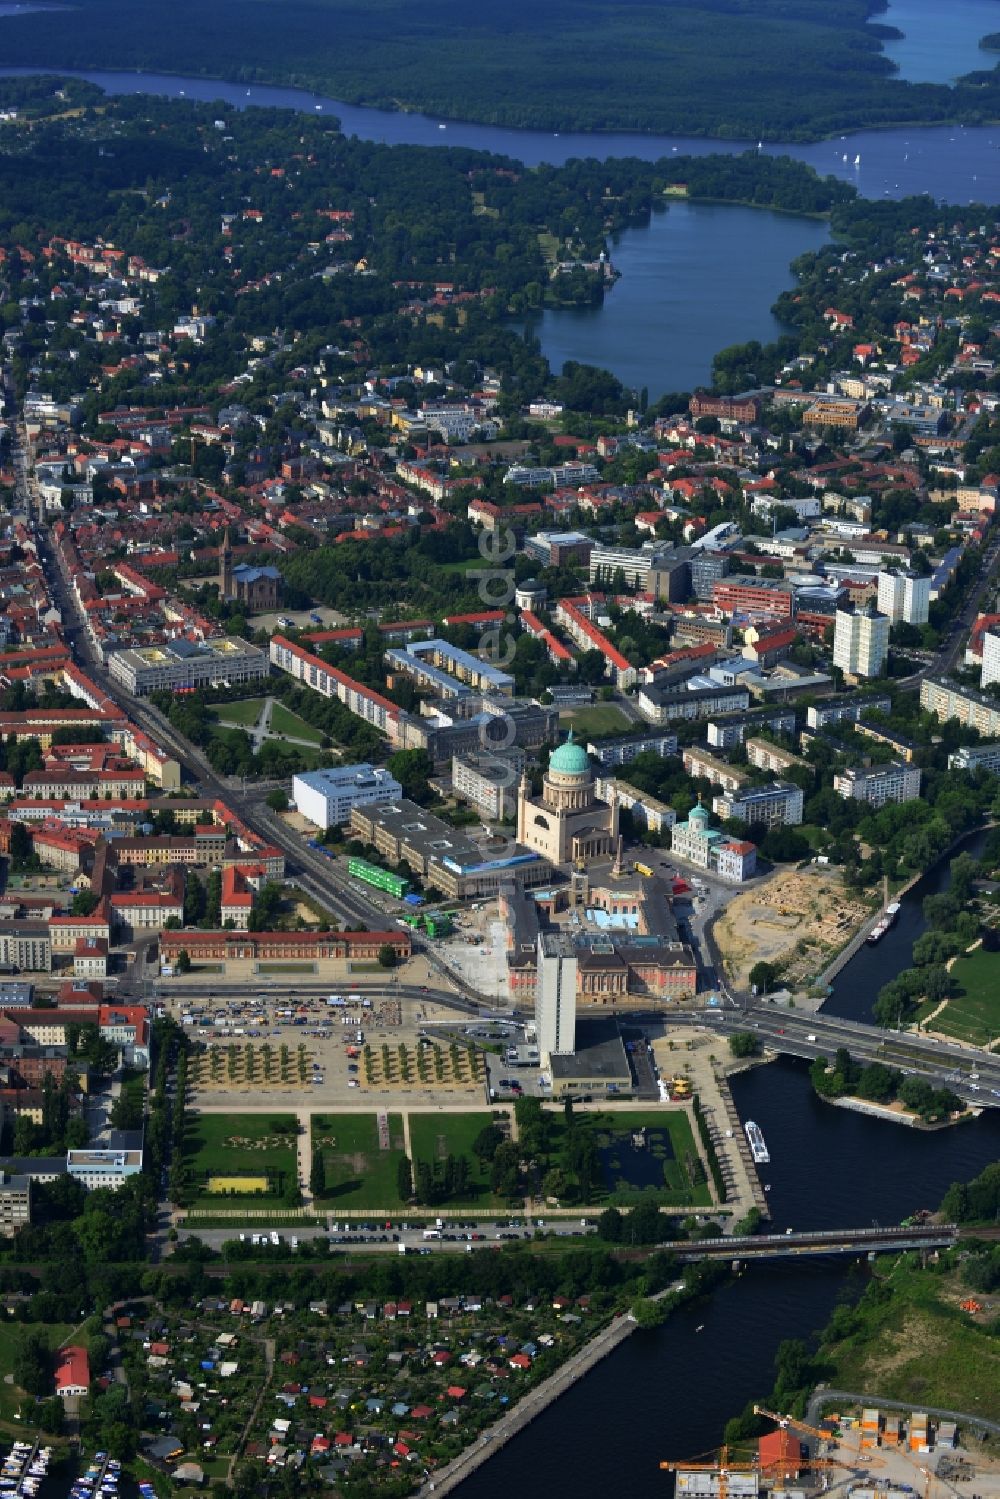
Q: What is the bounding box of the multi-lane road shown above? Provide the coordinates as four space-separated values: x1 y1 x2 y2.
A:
20 402 1000 1110
669 1004 1000 1107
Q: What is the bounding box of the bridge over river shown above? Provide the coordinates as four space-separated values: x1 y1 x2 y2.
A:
666 1222 958 1262
669 1006 1000 1109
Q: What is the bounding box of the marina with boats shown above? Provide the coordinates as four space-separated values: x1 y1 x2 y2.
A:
1 1442 52 1498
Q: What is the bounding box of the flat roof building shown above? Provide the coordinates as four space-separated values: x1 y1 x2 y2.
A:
107 637 269 695
292 765 403 831
833 762 922 808
537 931 577 1061
713 780 804 828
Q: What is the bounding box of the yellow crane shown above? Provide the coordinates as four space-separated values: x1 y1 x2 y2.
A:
660 1437 882 1499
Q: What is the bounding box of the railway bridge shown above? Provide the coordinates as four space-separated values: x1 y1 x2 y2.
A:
666 1222 957 1262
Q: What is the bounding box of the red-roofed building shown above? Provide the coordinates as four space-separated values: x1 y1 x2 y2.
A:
54 1345 89 1398
74 937 108 979
553 598 636 688
758 1429 804 1480
742 627 798 669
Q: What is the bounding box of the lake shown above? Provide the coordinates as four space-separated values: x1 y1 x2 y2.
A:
880 0 1000 84
520 201 829 398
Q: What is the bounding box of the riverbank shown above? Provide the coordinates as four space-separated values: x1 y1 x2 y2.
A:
416 1310 638 1499
806 1251 1000 1423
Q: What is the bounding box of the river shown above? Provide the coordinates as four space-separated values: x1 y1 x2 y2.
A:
825 831 989 1024
2 18 1000 1481
0 64 998 205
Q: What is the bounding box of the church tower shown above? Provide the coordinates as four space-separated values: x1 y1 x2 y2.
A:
220 527 234 601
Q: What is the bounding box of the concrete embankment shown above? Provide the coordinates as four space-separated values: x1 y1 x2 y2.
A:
713 1068 769 1217
815 822 997 998
416 1311 637 1498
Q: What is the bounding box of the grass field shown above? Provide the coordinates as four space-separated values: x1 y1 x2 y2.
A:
256 962 318 974
927 946 1000 1046
212 696 266 726
558 704 631 739
312 1112 407 1207
819 1261 1000 1422
186 1112 298 1205
0 1322 78 1422
409 1110 497 1204
269 702 324 744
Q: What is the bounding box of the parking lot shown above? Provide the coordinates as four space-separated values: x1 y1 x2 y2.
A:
179 1215 600 1253
167 983 500 1106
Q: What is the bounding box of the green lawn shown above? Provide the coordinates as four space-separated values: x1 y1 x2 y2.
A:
269 702 324 744
212 696 266 726
185 1112 298 1205
312 1112 407 1208
558 704 631 739
929 947 1000 1046
256 962 318 974
409 1110 498 1204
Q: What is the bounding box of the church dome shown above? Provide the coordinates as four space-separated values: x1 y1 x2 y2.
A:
689 798 710 827
549 731 590 777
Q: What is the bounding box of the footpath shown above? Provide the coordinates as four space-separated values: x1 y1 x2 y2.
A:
416 1310 637 1497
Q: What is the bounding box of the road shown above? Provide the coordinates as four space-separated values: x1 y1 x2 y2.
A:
176 1216 598 1252
806 1387 1000 1439
668 1005 1000 1108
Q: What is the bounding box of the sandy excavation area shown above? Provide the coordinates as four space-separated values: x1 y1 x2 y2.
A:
713 865 869 991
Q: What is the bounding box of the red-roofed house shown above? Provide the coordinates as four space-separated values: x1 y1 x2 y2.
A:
54 1345 90 1398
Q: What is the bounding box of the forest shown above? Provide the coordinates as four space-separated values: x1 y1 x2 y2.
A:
3 0 1000 140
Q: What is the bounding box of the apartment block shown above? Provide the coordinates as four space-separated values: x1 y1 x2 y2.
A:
712 780 804 827
833 762 922 808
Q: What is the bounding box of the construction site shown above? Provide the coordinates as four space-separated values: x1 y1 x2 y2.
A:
712 866 871 993
661 1404 1000 1499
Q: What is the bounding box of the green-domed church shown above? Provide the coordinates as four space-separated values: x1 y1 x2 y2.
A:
516 731 619 866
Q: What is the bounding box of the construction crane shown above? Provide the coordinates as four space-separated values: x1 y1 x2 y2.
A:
751 1407 886 1481
753 1404 954 1499
754 1405 870 1458
659 1440 882 1499
659 1445 760 1499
